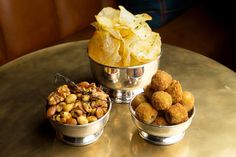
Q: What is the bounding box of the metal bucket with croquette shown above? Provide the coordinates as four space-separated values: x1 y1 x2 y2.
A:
129 70 195 145
131 70 195 126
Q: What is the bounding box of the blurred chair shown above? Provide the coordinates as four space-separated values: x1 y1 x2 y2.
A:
1 0 235 70
118 0 194 29
0 0 116 65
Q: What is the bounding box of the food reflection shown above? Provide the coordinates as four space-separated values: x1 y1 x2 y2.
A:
104 67 120 83
127 68 144 86
106 104 133 156
130 130 190 157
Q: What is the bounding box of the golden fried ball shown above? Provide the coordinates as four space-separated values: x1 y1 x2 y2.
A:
135 102 158 124
144 85 154 100
181 91 194 112
152 116 168 126
166 103 188 125
131 93 147 110
151 91 172 110
166 80 183 103
151 70 173 91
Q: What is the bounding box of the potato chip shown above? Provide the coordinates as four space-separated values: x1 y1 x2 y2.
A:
88 6 161 67
123 31 161 64
88 30 121 66
119 6 152 40
135 13 152 22
95 7 120 27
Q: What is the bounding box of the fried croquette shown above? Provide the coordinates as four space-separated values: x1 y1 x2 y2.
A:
152 91 172 110
151 70 172 91
181 91 194 112
152 116 168 126
166 103 188 125
144 85 154 100
166 80 183 103
131 93 147 110
135 102 158 124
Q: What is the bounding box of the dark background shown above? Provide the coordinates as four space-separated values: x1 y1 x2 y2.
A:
119 0 235 71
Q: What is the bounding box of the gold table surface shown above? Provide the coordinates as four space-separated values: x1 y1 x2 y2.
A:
0 40 236 157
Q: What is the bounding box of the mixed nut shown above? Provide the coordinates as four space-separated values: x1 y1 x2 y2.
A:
46 81 110 125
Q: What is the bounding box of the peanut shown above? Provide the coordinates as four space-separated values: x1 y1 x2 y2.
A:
65 94 77 104
77 116 89 125
47 106 57 118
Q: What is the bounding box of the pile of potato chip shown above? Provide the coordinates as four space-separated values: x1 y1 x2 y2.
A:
88 6 161 67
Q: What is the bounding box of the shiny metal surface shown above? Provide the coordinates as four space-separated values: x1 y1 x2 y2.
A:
49 100 112 146
129 97 195 145
0 40 236 157
89 56 159 103
57 128 103 146
139 131 185 145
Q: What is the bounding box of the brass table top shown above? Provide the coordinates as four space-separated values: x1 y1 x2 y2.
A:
0 40 236 157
